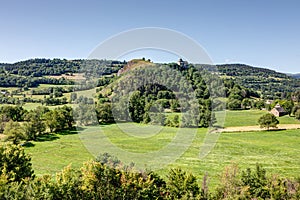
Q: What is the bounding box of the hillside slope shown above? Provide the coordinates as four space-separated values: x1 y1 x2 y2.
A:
216 64 300 99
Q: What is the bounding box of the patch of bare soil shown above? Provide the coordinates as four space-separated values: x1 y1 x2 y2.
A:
216 124 300 133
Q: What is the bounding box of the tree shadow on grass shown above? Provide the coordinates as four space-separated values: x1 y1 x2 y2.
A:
36 134 60 142
57 127 81 135
99 121 116 125
21 141 35 147
267 128 287 132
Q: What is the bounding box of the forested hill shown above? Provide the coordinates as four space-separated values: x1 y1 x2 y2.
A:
0 58 124 87
0 58 124 77
1 59 299 99
216 64 300 99
217 64 289 78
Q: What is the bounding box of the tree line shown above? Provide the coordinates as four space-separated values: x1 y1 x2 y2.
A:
0 105 74 144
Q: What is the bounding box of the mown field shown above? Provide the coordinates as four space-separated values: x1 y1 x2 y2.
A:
25 123 300 187
216 109 300 127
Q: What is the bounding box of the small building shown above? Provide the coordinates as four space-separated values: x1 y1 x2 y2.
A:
177 58 188 68
270 104 286 117
0 90 7 95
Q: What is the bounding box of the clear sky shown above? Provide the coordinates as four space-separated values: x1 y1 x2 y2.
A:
1 0 300 73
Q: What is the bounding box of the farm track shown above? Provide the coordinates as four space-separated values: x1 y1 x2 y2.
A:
218 124 300 132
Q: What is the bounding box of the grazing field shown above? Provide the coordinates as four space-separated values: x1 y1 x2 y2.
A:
36 84 74 88
25 131 93 176
216 110 300 127
0 87 20 92
25 123 300 187
46 73 85 80
21 103 73 110
74 88 97 98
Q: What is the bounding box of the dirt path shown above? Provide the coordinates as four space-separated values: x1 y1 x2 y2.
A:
217 124 300 133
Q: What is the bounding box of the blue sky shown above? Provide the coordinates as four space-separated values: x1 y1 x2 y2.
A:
0 0 300 73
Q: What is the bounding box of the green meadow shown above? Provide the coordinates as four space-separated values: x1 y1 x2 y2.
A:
216 109 300 127
25 123 300 187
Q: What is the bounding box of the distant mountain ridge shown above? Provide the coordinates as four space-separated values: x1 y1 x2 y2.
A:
286 73 300 79
216 63 289 78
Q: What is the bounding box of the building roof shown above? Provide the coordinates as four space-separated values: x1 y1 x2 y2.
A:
273 104 285 113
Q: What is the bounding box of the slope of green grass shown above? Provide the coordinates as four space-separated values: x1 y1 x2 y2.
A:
22 103 73 110
24 123 300 187
170 129 300 186
25 132 93 176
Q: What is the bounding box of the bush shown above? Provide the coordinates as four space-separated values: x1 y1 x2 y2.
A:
0 143 34 182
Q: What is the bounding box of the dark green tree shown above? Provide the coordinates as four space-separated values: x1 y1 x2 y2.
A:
129 91 145 122
43 110 65 132
96 103 114 123
227 99 242 110
24 111 46 140
258 113 279 130
3 120 26 144
295 109 300 120
60 106 75 128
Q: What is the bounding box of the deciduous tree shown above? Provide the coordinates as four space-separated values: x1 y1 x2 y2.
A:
3 120 25 144
258 113 279 130
0 143 34 182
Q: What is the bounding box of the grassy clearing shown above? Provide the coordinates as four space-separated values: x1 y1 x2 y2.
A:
25 131 93 176
216 110 300 127
22 103 73 110
24 123 300 187
46 73 85 80
278 115 300 124
22 103 41 110
0 87 20 92
36 84 74 89
75 88 97 98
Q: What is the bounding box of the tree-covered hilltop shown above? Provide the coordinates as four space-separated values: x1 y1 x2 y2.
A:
216 64 300 99
1 58 298 100
0 58 124 77
0 58 125 87
1 58 299 110
92 61 261 127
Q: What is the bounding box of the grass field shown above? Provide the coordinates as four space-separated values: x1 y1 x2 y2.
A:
0 87 20 92
216 110 300 127
46 73 85 80
24 123 300 187
36 84 74 88
25 131 93 176
21 103 74 110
